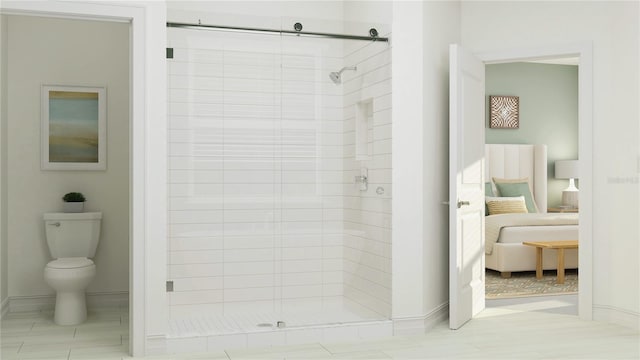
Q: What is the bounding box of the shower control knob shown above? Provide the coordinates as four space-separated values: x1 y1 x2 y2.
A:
294 22 303 32
376 187 384 195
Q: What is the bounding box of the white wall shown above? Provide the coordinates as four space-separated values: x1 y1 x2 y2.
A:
421 0 460 320
391 0 426 324
168 0 344 23
5 16 130 298
167 0 344 35
342 40 392 318
341 0 393 320
391 0 461 332
0 14 8 311
461 1 640 325
343 0 391 25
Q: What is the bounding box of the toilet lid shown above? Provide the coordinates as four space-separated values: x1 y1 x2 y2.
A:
47 257 94 269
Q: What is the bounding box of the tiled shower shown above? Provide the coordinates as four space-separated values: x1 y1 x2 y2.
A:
165 21 391 346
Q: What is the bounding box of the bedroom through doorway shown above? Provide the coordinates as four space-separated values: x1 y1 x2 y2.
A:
483 57 580 308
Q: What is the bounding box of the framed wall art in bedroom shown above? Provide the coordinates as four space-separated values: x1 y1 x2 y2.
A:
489 95 519 129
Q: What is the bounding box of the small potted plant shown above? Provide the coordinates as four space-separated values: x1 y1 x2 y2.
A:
62 192 86 213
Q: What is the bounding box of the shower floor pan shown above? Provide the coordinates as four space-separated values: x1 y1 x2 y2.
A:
167 296 387 338
163 296 393 353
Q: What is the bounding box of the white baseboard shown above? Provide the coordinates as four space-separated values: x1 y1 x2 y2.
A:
1 296 9 318
8 291 128 313
392 302 449 336
86 291 129 308
593 304 640 331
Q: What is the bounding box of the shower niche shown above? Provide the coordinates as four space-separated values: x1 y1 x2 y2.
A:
355 98 374 161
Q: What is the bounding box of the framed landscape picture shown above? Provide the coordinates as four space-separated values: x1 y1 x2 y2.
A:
41 85 106 170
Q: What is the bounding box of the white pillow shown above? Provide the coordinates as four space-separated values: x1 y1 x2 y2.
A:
485 196 528 215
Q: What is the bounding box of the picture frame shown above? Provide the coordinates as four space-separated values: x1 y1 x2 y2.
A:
41 85 107 170
489 95 519 129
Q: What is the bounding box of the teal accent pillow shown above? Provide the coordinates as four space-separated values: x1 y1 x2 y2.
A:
494 182 538 213
484 182 495 216
485 182 495 197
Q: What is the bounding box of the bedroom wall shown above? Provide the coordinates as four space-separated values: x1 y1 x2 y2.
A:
485 62 579 208
462 0 639 327
6 16 130 300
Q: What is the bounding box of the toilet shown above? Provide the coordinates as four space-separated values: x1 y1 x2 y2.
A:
43 212 102 325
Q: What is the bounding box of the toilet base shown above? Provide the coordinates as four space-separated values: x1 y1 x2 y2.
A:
54 291 88 325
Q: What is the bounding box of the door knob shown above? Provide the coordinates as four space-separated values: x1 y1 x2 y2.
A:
457 200 470 208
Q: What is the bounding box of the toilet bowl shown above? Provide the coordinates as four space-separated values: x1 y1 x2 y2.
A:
44 257 96 325
43 212 102 326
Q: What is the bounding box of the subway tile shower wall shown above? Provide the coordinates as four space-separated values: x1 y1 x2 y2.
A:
167 28 391 320
341 40 392 318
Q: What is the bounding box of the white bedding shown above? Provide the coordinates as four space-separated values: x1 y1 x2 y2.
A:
498 225 580 244
485 213 579 254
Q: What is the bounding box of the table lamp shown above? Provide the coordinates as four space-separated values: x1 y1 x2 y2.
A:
555 160 579 208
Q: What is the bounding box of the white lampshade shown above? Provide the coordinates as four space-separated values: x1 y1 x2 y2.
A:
555 160 579 179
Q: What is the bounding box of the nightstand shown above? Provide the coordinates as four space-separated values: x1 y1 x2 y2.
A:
547 207 579 213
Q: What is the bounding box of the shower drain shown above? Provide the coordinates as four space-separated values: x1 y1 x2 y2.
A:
256 321 286 328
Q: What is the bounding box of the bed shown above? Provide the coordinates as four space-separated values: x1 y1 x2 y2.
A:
484 144 579 278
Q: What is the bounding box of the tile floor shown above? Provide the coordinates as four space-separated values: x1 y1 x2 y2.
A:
0 304 129 360
2 296 639 359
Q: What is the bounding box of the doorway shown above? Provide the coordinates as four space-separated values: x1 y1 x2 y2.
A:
484 59 579 305
0 11 132 353
0 2 161 356
450 42 594 328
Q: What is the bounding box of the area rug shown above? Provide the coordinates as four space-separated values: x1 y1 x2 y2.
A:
485 269 578 299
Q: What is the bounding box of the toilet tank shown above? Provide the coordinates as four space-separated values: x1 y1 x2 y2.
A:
44 212 102 259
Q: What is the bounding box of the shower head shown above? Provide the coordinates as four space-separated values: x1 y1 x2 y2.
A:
329 66 357 84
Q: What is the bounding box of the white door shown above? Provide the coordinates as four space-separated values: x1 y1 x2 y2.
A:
449 44 486 329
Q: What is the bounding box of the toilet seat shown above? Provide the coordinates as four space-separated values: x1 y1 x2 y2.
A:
47 257 94 269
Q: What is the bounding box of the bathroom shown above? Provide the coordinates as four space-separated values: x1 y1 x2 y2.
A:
0 14 130 319
0 0 470 356
0 1 400 356
5 0 640 359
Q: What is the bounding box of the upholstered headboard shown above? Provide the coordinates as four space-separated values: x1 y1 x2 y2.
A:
485 144 548 213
